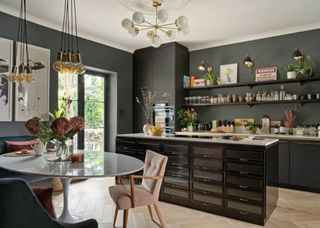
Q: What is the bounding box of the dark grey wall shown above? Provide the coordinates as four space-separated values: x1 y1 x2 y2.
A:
0 12 132 137
189 29 320 125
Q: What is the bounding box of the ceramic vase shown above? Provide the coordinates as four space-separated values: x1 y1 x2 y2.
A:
143 124 153 135
187 125 194 132
287 71 297 79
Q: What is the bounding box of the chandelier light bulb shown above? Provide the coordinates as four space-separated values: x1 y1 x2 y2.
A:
151 35 161 48
176 16 188 27
166 30 177 40
179 25 190 35
129 27 139 36
132 12 145 25
121 18 133 30
157 9 168 23
146 31 155 40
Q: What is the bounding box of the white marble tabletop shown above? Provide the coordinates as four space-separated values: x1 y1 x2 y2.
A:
0 151 144 179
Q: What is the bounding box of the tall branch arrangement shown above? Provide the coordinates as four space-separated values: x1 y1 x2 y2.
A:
136 88 170 124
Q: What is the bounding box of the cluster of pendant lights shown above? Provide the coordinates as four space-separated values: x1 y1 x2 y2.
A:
53 0 85 75
121 0 189 47
8 0 34 83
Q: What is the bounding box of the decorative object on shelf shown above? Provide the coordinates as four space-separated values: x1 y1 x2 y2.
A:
260 115 271 134
25 97 84 161
177 108 198 131
291 46 304 62
119 0 190 47
284 110 295 129
283 56 314 78
198 60 217 86
183 75 190 88
255 67 277 82
220 63 238 84
0 38 13 121
7 0 35 83
136 87 170 135
15 44 50 121
149 125 164 136
53 0 85 75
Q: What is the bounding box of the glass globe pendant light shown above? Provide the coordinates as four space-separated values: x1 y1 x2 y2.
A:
120 0 190 47
8 0 35 83
53 0 85 75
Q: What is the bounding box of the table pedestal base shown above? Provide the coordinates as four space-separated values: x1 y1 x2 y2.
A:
58 177 81 223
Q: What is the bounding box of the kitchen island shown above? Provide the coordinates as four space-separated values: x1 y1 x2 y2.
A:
116 133 279 225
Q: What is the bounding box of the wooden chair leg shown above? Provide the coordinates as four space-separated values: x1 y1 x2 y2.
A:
147 205 154 221
113 207 118 227
123 209 129 228
154 203 167 228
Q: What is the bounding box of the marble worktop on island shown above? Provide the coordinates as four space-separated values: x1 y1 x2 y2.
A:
117 133 279 147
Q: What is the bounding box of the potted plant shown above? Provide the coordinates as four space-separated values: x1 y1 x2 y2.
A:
136 88 170 135
296 56 314 77
177 108 198 132
283 63 299 79
203 68 217 86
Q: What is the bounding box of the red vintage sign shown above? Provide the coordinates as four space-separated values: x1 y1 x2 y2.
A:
255 67 278 82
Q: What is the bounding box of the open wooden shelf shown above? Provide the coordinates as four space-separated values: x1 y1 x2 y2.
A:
184 77 320 90
184 99 320 108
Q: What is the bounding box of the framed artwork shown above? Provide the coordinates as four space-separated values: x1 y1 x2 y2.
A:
220 63 238 84
0 37 13 121
15 43 50 121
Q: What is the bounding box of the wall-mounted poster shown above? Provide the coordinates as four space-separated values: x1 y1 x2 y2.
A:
255 67 277 82
15 43 50 121
220 63 238 84
0 37 13 121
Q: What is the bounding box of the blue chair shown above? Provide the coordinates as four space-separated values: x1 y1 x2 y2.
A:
0 178 98 228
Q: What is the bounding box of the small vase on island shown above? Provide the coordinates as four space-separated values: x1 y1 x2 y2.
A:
143 123 153 135
187 125 194 132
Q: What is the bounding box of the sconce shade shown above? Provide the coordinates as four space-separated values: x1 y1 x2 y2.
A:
243 54 254 68
291 46 304 61
198 60 206 72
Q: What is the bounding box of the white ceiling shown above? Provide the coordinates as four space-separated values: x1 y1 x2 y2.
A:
0 0 320 53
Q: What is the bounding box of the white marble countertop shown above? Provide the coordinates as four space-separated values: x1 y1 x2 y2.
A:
174 131 320 142
117 133 279 147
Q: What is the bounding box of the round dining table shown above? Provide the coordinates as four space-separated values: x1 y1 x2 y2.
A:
0 151 144 223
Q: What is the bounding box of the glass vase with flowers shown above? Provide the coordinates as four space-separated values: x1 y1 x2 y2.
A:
25 97 84 161
177 108 198 132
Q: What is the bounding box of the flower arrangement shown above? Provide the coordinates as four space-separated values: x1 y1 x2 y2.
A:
135 87 170 124
177 108 198 128
25 96 84 160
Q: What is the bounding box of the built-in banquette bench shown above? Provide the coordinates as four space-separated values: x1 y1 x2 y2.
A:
0 136 49 183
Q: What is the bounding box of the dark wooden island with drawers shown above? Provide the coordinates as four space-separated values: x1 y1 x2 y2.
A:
116 134 279 225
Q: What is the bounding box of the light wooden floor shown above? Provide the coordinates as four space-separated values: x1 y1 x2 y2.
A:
52 178 320 228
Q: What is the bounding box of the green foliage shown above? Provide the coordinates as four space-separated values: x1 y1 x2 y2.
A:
283 56 314 77
177 108 198 128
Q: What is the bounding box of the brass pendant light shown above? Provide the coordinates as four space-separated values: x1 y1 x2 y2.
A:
8 0 34 83
53 0 85 75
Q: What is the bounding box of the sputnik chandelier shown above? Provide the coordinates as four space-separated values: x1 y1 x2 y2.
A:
8 0 34 83
53 0 85 75
120 0 190 47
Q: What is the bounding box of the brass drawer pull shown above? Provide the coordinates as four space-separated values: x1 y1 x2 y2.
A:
240 171 248 175
202 202 210 206
240 198 248 202
239 210 248 215
240 158 248 162
239 185 248 189
201 179 211 183
202 166 211 170
201 190 209 194
170 195 178 199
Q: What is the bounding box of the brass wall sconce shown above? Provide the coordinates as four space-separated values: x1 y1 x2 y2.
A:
243 54 254 68
291 46 304 62
198 60 212 73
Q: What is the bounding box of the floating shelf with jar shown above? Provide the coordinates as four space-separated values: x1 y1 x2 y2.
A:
184 76 320 90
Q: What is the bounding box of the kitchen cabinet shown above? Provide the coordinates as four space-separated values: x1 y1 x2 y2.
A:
116 135 279 225
278 141 290 185
290 141 320 190
133 42 189 132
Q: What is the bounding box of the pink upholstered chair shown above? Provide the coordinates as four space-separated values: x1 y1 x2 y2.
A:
109 150 168 228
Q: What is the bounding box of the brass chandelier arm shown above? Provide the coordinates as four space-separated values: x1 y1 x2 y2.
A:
135 24 154 28
159 22 176 27
138 27 154 31
158 27 170 35
144 21 154 26
159 26 179 30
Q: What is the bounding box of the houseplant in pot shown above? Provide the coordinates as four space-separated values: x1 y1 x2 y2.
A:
283 63 299 79
136 88 170 135
177 108 198 132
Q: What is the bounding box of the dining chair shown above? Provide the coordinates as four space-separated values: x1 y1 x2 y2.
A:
0 178 98 228
109 150 168 228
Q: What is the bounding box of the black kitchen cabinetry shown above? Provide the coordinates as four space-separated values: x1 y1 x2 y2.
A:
116 136 278 225
289 141 320 191
133 42 189 132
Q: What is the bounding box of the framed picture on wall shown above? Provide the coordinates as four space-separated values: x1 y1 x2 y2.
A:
15 43 50 121
220 63 238 84
0 37 13 121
